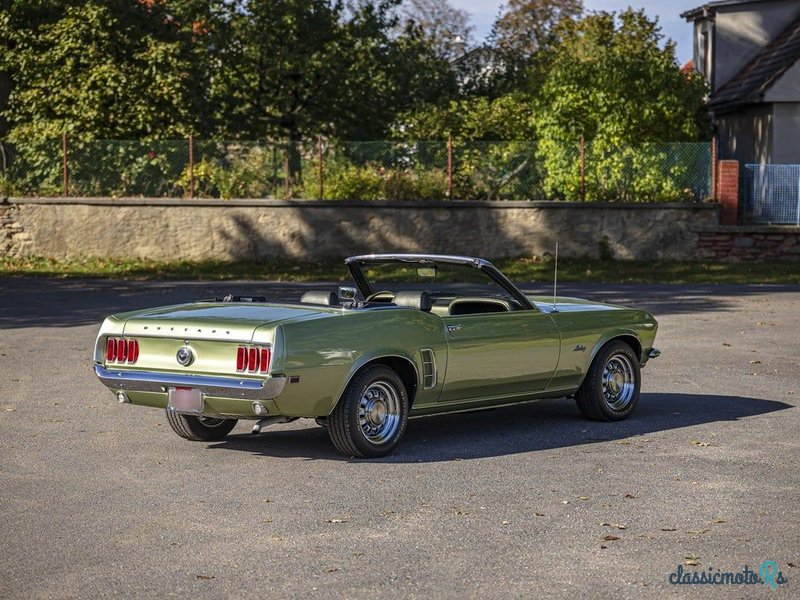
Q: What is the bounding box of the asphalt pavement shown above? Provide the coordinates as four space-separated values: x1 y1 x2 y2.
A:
1 277 798 598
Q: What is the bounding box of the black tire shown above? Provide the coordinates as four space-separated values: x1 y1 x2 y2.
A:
328 365 409 458
165 410 238 441
575 340 641 421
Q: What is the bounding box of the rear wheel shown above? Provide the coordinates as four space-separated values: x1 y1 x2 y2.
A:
166 410 237 441
575 340 640 421
328 365 409 458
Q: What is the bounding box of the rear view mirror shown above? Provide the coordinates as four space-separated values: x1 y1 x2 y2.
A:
338 286 357 301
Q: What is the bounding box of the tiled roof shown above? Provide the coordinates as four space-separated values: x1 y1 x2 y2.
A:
708 14 800 111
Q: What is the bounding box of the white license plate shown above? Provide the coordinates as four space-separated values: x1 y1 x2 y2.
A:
167 387 203 414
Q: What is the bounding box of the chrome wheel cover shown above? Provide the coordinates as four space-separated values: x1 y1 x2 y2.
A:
358 380 401 445
602 353 636 410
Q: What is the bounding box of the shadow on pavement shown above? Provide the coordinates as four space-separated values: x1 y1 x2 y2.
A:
207 392 794 462
1 277 798 329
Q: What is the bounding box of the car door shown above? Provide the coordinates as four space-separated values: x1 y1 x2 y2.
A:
439 309 561 402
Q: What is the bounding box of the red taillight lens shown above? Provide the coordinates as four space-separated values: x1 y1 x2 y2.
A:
128 340 139 364
106 337 139 363
236 346 270 373
106 338 117 361
248 347 259 372
260 348 271 373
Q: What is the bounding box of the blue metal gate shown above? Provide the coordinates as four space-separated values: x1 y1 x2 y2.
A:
742 164 800 225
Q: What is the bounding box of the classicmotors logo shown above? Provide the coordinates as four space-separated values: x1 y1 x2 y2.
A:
669 561 789 589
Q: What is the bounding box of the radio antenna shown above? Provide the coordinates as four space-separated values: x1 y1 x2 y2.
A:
552 242 559 311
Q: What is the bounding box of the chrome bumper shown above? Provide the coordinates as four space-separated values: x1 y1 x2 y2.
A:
94 365 286 400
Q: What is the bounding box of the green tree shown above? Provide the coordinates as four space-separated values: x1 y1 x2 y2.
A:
215 0 455 143
0 0 210 141
534 9 709 200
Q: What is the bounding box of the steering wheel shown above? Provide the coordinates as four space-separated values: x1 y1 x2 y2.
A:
365 290 395 303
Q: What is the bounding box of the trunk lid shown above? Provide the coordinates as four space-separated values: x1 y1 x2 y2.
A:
121 302 334 341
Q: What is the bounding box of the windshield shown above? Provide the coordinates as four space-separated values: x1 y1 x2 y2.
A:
357 260 512 300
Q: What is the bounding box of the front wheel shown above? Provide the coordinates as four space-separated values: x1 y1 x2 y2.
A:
166 410 238 441
328 365 409 458
575 341 641 421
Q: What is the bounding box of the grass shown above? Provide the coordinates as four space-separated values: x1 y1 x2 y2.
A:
1 255 798 285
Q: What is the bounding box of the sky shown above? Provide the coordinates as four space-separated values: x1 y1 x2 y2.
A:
449 0 701 65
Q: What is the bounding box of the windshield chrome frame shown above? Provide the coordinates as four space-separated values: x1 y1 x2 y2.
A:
345 254 536 311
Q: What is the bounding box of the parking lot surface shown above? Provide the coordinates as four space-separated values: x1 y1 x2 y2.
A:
1 278 798 598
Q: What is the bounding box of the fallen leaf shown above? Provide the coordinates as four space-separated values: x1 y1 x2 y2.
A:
579 496 589 500
603 535 620 541
600 545 607 549
327 518 347 524
749 360 761 364
661 528 677 532
325 568 339 573
561 500 570 504
684 556 701 566
624 494 636 499
787 562 797 568
722 342 731 346
196 575 215 580
534 512 545 517
5 407 15 412
710 518 726 524
686 529 710 534
501 520 510 525
756 321 766 326
617 441 631 445
690 439 710 447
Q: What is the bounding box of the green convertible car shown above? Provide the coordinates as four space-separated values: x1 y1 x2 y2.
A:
93 254 660 457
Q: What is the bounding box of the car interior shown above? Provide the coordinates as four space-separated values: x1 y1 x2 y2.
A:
300 289 520 316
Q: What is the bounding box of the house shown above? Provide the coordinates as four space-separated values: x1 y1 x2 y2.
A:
682 0 800 166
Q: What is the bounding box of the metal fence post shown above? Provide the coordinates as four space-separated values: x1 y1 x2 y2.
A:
447 134 453 199
188 134 195 198
579 135 586 201
284 144 290 197
62 132 69 197
317 134 323 200
711 135 718 200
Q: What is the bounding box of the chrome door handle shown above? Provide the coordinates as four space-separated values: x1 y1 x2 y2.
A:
447 324 462 333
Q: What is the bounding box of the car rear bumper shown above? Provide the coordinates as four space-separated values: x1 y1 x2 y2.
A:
93 365 286 400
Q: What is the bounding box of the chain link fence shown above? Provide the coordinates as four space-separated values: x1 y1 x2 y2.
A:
0 137 712 202
741 164 800 225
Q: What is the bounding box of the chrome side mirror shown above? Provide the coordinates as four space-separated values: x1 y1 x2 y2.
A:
338 286 357 302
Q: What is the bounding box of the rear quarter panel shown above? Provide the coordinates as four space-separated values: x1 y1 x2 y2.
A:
271 308 448 417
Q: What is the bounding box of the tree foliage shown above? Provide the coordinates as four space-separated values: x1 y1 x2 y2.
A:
533 9 709 199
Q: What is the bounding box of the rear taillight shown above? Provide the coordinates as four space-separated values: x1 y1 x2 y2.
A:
236 346 271 373
105 337 139 364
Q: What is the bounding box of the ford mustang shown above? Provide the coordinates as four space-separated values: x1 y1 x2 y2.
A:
93 254 660 457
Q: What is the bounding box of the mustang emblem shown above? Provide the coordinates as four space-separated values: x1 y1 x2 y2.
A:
176 345 194 366
573 344 587 352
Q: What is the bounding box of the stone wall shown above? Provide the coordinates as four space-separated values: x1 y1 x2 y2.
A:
696 226 800 260
2 198 726 262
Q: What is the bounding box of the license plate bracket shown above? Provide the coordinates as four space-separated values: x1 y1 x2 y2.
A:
167 386 204 415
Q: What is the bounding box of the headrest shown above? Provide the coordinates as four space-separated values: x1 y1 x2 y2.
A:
300 291 340 306
393 290 432 312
